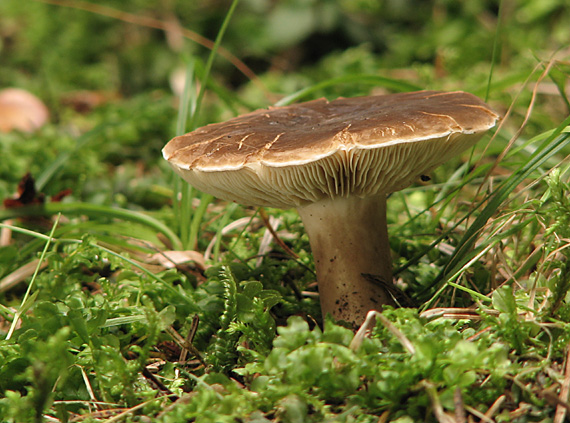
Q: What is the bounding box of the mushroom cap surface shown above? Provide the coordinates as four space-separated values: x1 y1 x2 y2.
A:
163 90 498 208
0 88 49 133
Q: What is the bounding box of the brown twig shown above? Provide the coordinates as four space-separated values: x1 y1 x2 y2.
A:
554 347 570 423
422 380 455 423
180 315 200 362
258 208 299 259
464 404 495 423
484 394 506 421
475 57 558 201
166 325 204 365
350 310 415 354
454 387 467 423
0 259 48 293
142 367 178 401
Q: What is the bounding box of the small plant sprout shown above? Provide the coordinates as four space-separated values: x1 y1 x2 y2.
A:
163 90 498 325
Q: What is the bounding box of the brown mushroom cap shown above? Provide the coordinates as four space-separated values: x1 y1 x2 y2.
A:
163 90 498 209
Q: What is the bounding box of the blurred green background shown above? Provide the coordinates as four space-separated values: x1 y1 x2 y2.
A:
1 0 567 97
0 0 568 201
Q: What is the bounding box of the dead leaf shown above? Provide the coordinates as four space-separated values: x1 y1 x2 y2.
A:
61 90 118 113
147 250 208 271
3 173 72 209
0 259 48 293
3 173 44 208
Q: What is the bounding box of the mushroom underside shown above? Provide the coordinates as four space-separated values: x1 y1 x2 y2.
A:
168 131 483 209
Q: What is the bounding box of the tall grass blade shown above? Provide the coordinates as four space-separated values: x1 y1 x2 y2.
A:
176 59 196 137
0 202 182 250
173 60 198 248
430 118 570 293
6 214 61 340
485 0 504 102
213 203 239 262
188 193 213 250
188 0 240 131
172 0 240 249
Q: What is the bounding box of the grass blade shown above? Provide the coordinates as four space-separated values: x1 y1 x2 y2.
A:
173 59 198 248
431 118 570 293
187 0 240 132
484 0 504 102
172 0 240 249
0 202 182 250
5 214 61 340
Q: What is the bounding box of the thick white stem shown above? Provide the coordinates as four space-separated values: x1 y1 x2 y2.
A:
297 195 394 325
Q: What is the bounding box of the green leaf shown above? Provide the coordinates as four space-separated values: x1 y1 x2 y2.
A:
67 309 90 346
241 280 263 298
157 305 177 330
492 285 517 315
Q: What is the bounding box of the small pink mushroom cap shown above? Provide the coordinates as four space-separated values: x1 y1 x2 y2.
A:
0 88 49 133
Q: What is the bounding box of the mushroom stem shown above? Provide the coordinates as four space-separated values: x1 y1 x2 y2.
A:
297 195 394 325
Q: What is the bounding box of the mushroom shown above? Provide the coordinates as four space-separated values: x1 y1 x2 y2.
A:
0 88 49 133
163 90 499 325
